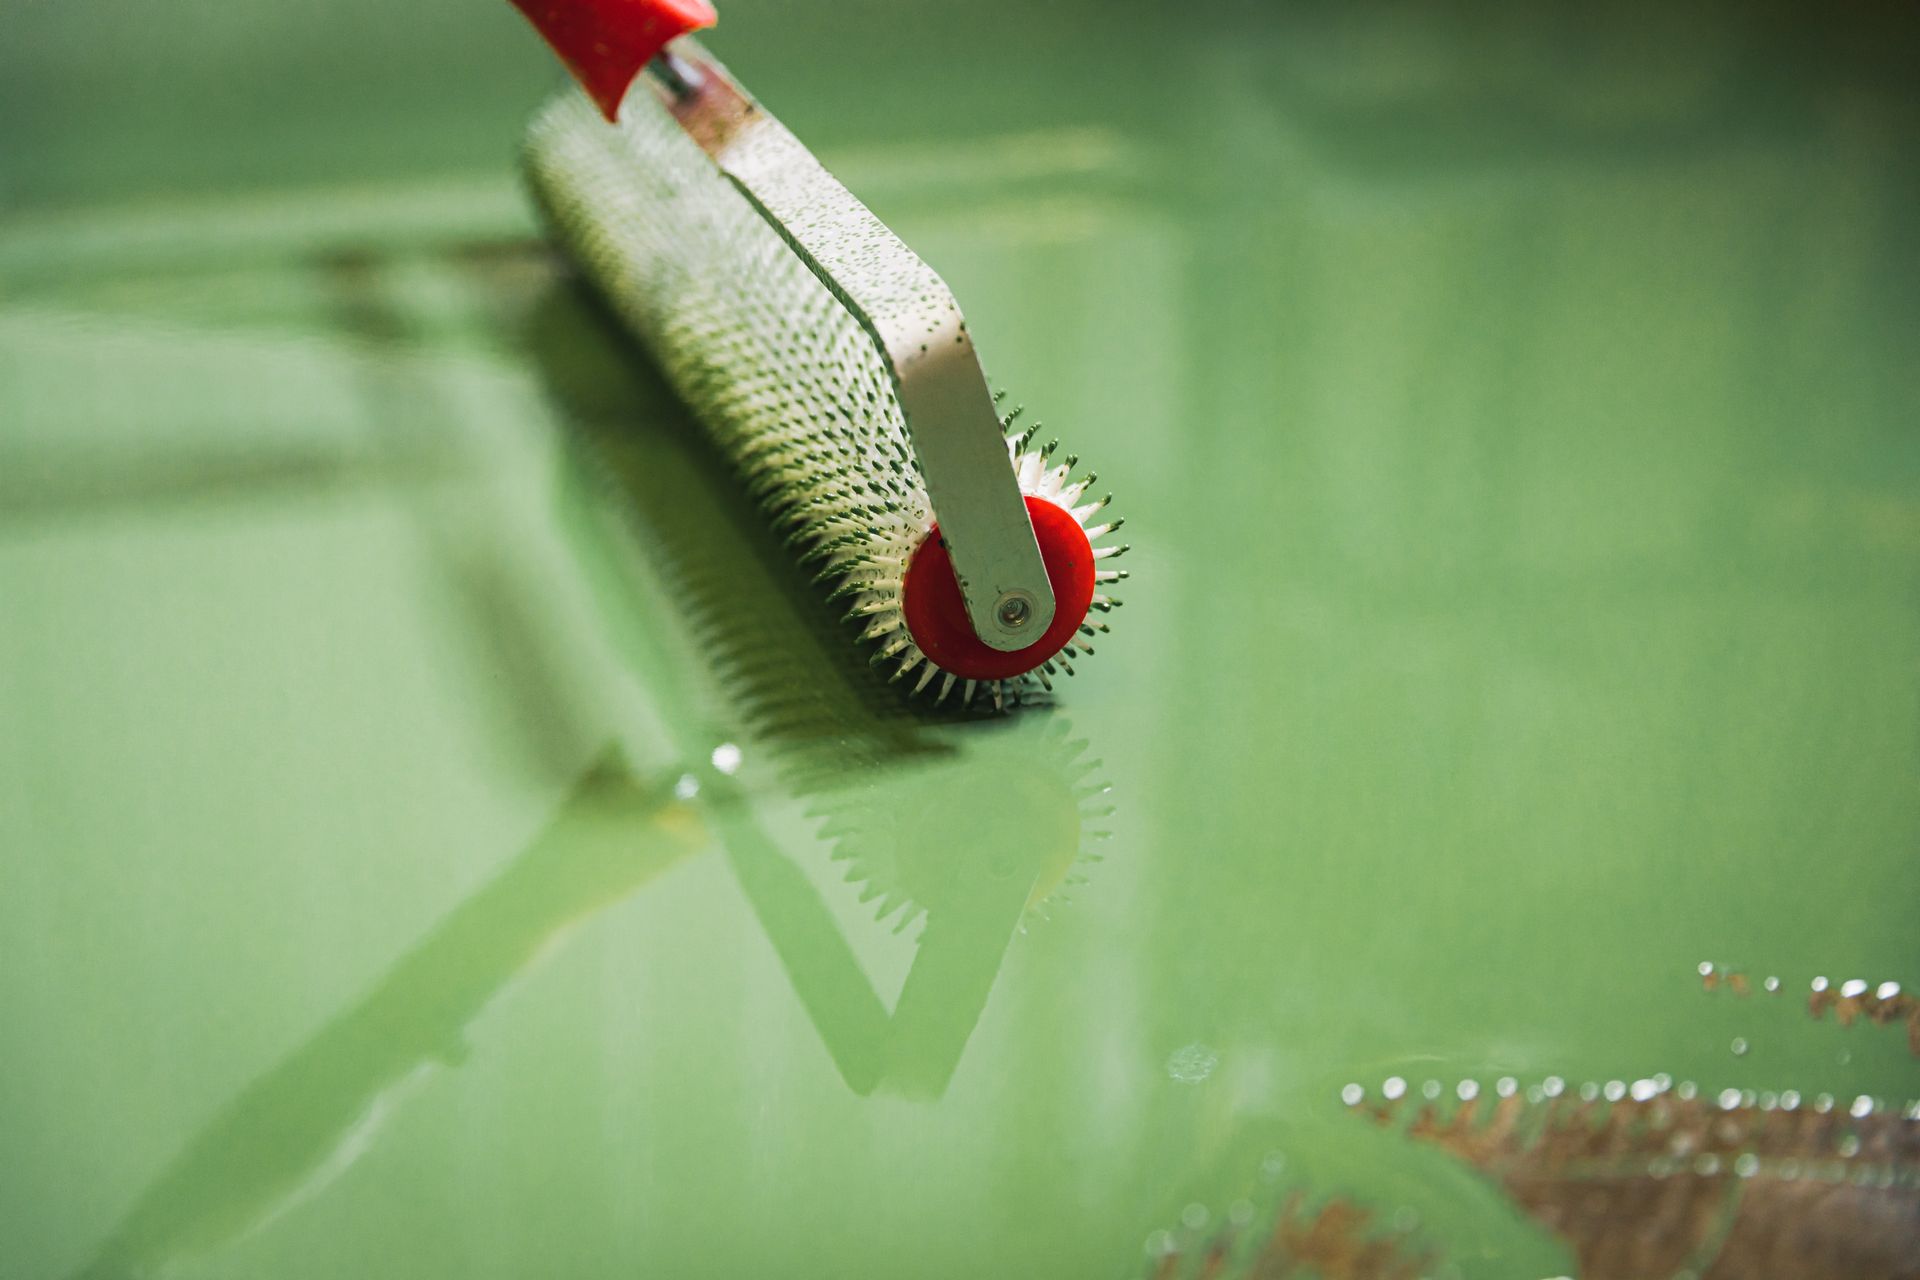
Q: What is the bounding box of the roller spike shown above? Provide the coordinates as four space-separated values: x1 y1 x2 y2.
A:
811 560 860 586
824 580 869 605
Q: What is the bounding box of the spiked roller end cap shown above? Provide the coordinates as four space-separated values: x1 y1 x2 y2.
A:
901 498 1096 683
513 0 718 120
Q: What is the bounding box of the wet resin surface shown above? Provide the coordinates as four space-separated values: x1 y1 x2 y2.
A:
3 3 1917 1276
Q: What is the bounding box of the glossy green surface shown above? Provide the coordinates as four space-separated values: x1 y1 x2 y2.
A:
4 4 1918 1277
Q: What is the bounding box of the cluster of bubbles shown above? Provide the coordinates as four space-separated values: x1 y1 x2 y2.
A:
1138 1154 1442 1277
1699 961 1911 1019
1340 1074 1908 1122
1699 960 1919 1058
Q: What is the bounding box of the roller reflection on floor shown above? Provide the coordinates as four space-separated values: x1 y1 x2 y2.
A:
533 280 1114 1098
73 749 703 1280
808 719 1108 1097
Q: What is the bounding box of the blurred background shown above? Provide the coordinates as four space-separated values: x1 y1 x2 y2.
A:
3 2 1918 1278
8 1 1917 209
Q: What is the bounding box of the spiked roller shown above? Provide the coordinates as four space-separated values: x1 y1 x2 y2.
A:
515 1 1126 709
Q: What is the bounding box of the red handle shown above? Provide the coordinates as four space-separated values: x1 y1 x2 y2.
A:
511 0 717 121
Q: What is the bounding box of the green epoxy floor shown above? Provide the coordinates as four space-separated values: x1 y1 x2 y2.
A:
3 4 1918 1277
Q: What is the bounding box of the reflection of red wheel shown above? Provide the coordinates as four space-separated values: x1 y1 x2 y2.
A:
511 0 718 120
901 497 1096 682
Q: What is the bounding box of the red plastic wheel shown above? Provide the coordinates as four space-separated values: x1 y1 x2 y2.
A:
901 498 1096 683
